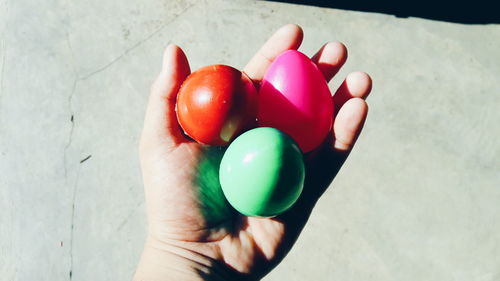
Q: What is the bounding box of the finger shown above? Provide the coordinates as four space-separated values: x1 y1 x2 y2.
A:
276 99 368 222
311 41 348 82
332 98 369 152
243 24 303 82
141 45 191 149
333 71 372 113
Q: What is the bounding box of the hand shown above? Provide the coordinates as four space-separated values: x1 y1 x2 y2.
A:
134 24 372 281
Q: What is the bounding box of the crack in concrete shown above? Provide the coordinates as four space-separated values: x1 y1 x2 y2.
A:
79 2 197 81
64 79 77 281
64 21 79 280
63 79 77 180
63 29 79 180
68 165 81 281
63 18 80 180
60 4 198 279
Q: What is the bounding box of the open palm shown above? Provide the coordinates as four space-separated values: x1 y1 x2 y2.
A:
136 24 372 280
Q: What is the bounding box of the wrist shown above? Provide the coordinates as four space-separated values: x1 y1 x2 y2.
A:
133 236 229 281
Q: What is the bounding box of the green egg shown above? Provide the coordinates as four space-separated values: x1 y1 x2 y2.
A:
219 127 305 217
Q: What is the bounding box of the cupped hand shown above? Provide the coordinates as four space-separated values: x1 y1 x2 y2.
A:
134 24 372 281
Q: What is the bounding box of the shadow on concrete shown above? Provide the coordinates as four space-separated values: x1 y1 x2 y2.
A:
264 0 500 24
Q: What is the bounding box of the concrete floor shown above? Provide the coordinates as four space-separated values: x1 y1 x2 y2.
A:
1 0 499 280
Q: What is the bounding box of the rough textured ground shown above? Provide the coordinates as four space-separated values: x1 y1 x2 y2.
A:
1 0 499 280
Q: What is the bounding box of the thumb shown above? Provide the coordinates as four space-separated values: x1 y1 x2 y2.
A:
140 44 191 151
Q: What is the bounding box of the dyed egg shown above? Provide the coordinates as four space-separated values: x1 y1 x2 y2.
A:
176 65 258 146
257 50 333 153
219 127 305 217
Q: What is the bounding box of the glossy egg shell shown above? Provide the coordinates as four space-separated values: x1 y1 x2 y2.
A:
219 127 305 217
257 50 333 153
176 65 258 145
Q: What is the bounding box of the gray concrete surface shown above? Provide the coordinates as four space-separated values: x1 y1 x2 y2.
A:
1 0 499 280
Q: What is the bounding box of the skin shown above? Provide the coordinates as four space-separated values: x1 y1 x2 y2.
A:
134 24 373 281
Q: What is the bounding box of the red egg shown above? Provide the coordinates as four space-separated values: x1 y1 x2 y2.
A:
176 65 258 145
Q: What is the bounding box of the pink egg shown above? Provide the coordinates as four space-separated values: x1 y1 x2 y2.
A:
257 50 334 153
